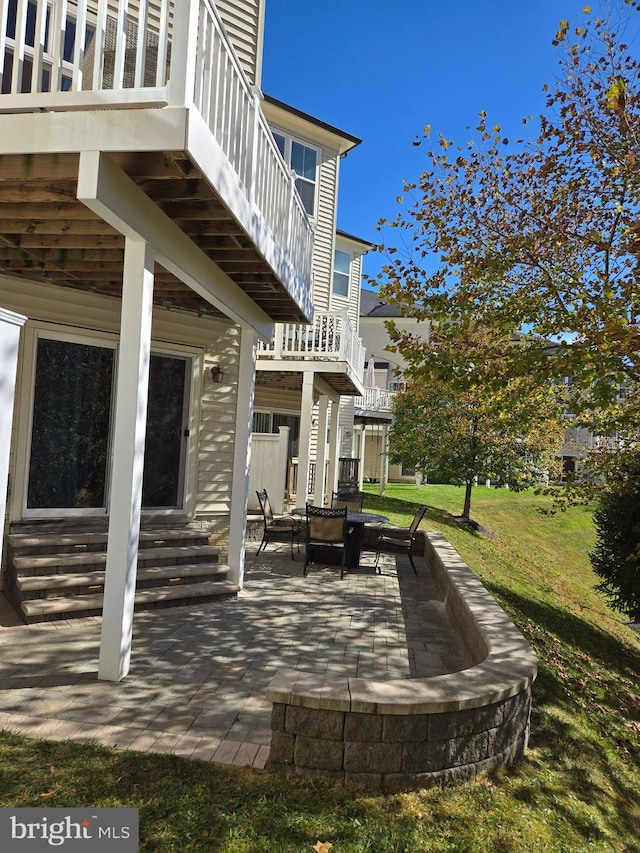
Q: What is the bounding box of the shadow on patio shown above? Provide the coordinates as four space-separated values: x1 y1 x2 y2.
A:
0 536 468 768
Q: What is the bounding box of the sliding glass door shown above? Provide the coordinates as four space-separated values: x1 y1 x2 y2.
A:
27 336 115 512
142 354 189 509
25 334 191 516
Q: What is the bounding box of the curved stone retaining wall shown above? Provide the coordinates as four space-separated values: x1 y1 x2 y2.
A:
265 531 537 792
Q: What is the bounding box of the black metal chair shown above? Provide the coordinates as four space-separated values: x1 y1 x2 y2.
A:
255 489 301 559
304 503 348 578
331 490 364 512
375 505 428 574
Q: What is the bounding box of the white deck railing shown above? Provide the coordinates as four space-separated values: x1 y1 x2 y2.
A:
0 0 314 290
354 387 395 412
257 311 366 381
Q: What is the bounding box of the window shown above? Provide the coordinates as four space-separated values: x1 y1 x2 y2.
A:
272 131 318 216
333 249 351 298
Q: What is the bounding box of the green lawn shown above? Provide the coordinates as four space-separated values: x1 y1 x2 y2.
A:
0 484 638 852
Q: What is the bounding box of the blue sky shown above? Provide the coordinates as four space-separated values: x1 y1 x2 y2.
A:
261 0 590 285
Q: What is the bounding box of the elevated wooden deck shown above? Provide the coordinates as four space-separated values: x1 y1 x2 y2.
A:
0 0 314 324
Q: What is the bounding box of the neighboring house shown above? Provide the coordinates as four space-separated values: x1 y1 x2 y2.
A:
249 100 373 509
357 297 617 486
357 289 429 486
554 382 623 482
0 0 351 681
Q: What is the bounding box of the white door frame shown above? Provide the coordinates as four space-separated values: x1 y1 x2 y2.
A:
13 322 201 521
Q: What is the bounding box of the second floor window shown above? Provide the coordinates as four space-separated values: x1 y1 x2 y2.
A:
333 250 351 297
272 131 318 217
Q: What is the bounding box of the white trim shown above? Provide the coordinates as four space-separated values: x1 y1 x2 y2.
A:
14 321 202 521
99 237 155 682
297 372 314 504
227 325 257 587
21 327 117 519
0 307 27 327
0 306 26 577
314 395 329 506
0 106 185 152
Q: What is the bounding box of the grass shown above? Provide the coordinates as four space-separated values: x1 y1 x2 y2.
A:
0 484 639 852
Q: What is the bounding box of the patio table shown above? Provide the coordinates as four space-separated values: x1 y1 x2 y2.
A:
292 508 388 571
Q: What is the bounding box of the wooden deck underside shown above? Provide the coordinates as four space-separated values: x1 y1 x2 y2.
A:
0 151 305 322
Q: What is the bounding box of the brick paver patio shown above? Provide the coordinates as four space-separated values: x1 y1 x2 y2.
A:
0 540 469 769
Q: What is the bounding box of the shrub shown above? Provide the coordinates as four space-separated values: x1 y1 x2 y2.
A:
589 455 640 622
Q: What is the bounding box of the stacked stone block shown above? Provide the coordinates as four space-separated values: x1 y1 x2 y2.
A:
268 689 531 792
266 531 537 792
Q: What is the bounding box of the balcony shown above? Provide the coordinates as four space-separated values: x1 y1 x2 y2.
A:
256 311 366 395
354 386 395 413
0 0 313 323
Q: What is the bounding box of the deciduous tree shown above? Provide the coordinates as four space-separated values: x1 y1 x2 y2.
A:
375 1 640 442
389 330 564 520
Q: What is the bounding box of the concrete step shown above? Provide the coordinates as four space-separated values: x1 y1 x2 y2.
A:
13 545 220 575
5 526 229 624
16 563 229 596
7 527 211 556
21 578 239 622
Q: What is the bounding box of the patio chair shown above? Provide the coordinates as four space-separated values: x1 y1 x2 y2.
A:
255 489 301 559
331 490 364 512
304 503 348 578
375 505 428 575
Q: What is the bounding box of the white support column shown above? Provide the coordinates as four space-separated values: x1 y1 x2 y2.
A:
275 425 290 514
358 425 366 491
379 423 389 497
314 395 329 506
0 308 26 566
326 401 340 499
227 325 258 587
98 239 154 683
298 372 314 504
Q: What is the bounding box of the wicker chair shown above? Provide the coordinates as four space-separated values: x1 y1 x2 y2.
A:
375 505 428 574
255 489 301 559
304 504 348 578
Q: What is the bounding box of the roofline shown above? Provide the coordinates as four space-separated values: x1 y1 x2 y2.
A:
263 94 362 153
336 228 375 251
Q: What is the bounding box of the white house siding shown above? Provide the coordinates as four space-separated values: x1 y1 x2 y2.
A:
347 254 363 329
216 0 265 87
338 397 356 458
0 276 240 531
254 385 301 413
196 323 242 524
359 315 428 380
311 155 339 313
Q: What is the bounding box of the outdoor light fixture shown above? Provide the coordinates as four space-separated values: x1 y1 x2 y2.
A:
210 364 224 383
